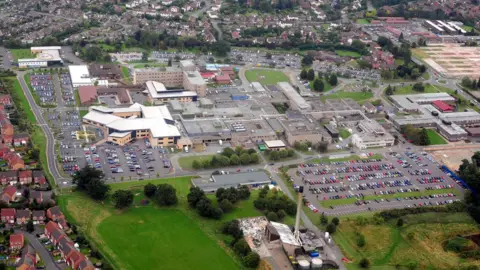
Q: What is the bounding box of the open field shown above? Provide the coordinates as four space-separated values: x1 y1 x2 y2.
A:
393 84 454 95
334 212 480 270
178 154 215 170
321 91 373 102
10 49 35 60
245 69 289 85
430 148 478 171
320 188 459 207
356 19 370 24
335 50 361 58
426 129 448 145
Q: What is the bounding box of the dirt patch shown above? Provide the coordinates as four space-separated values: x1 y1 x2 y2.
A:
430 148 476 170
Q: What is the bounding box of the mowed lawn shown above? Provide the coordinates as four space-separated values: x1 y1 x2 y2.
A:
178 154 214 170
10 49 35 60
335 50 361 58
321 91 373 102
426 129 448 145
97 208 238 270
245 68 289 85
393 84 454 95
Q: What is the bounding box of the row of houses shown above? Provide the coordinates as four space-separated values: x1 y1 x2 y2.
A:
0 206 64 226
0 170 46 185
10 235 38 269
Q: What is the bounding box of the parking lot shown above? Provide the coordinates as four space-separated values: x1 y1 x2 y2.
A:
312 61 380 81
287 150 466 215
229 49 301 69
59 73 75 106
29 73 56 106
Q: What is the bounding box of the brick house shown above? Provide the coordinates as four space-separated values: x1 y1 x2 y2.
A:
32 171 46 185
0 208 16 224
16 209 31 225
6 152 24 170
32 210 45 224
9 233 24 250
18 170 32 185
66 251 85 270
13 134 29 147
58 217 69 231
30 191 43 204
219 66 235 79
50 227 66 246
0 95 12 106
58 237 75 259
47 206 64 221
2 185 17 203
77 259 95 270
17 245 37 270
0 171 18 185
44 221 60 238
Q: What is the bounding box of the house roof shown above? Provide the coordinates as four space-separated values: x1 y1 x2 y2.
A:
45 221 60 233
89 64 121 77
31 191 42 199
78 86 98 104
47 206 62 216
32 210 45 218
0 171 17 178
3 185 16 197
32 170 45 178
16 209 31 218
432 100 453 111
18 170 32 177
10 233 24 244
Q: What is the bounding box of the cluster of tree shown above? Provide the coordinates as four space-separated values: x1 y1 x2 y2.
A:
216 186 251 213
376 201 465 221
192 147 259 169
144 183 178 206
300 69 338 91
294 140 328 153
384 84 397 96
71 44 111 63
72 166 110 200
319 213 340 234
236 0 295 12
221 220 261 268
253 186 296 221
399 125 430 146
458 152 480 223
187 186 223 219
378 36 412 64
0 69 15 77
112 190 134 209
265 148 295 161
381 62 426 80
444 236 476 253
412 82 425 92
461 77 480 90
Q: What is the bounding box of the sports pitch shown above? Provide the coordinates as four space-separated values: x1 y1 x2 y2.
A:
415 44 480 78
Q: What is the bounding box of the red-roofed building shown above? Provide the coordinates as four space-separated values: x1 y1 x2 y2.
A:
78 86 98 106
6 152 24 170
219 66 235 79
232 31 241 39
10 233 24 250
200 72 216 79
432 100 454 112
1 208 16 223
18 170 33 185
2 185 17 203
33 171 46 185
215 74 231 84
0 95 12 106
13 134 29 147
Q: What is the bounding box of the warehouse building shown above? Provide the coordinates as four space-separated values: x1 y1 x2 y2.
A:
69 65 94 87
18 46 63 68
192 171 271 193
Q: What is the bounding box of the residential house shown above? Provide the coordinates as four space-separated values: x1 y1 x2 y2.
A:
58 237 75 259
66 251 85 270
215 74 231 85
32 210 45 225
2 185 17 203
0 95 12 106
16 209 31 225
77 259 95 270
32 171 46 185
30 191 43 204
18 170 32 185
1 208 16 224
10 233 24 250
58 217 69 231
0 171 18 185
13 134 29 147
6 152 25 170
50 226 66 246
44 221 60 238
16 245 37 270
47 206 64 221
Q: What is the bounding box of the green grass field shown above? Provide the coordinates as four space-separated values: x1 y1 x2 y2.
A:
79 110 88 118
320 188 458 207
245 69 289 85
120 66 131 84
178 155 214 170
335 50 361 58
321 91 373 102
461 25 473 32
310 153 383 164
356 19 370 24
392 84 454 95
426 129 448 145
334 212 480 270
10 49 35 60
132 62 167 68
339 128 352 139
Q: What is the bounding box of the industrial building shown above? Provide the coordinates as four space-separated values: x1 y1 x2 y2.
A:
18 46 63 68
82 103 181 147
133 67 184 86
250 82 266 92
324 124 339 138
278 114 332 145
264 140 287 151
351 120 395 149
192 171 271 192
144 81 198 104
69 65 94 87
88 64 122 80
277 82 311 111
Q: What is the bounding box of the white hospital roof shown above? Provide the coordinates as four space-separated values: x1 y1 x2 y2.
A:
145 81 197 99
265 140 286 148
69 65 92 85
109 131 131 138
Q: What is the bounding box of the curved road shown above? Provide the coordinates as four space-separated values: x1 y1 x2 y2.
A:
17 72 70 186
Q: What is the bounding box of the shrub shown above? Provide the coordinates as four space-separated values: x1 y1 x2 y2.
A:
233 239 250 256
357 234 366 247
332 217 340 226
267 212 279 221
219 199 233 213
359 258 370 268
277 209 286 220
445 237 473 253
243 252 260 268
326 223 336 234
396 218 404 227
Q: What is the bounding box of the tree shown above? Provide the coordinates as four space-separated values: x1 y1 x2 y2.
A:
154 184 178 206
385 85 394 95
187 187 206 207
222 147 235 157
86 177 110 200
84 46 104 62
287 149 295 157
229 154 240 165
210 40 231 57
26 220 34 233
462 76 473 88
307 69 315 81
300 69 308 80
329 74 338 86
312 78 324 92
317 141 328 153
320 213 328 225
267 212 279 221
396 218 404 227
357 234 366 247
412 82 425 92
144 183 157 198
219 199 233 212
418 128 430 146
239 153 251 165
142 52 149 62
398 32 404 42
269 151 280 161
192 160 202 169
243 252 260 268
112 190 134 209
250 153 259 164
238 185 251 199
410 68 421 79
233 239 250 256
167 58 172 66
332 217 340 226
326 223 337 234
202 159 211 169
359 258 370 268
277 209 286 219
301 55 313 66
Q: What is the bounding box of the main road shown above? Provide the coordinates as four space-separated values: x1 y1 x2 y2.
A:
17 72 71 186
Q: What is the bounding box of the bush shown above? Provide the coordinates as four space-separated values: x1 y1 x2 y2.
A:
320 213 328 225
357 233 366 247
277 209 286 220
445 237 473 253
233 239 251 256
396 218 404 227
332 217 340 226
219 199 233 213
143 183 157 198
154 184 178 206
326 223 337 234
359 258 370 268
267 212 279 221
243 252 260 268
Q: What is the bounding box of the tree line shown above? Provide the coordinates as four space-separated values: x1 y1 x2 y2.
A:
192 147 260 169
253 186 296 222
461 77 480 90
458 152 480 224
